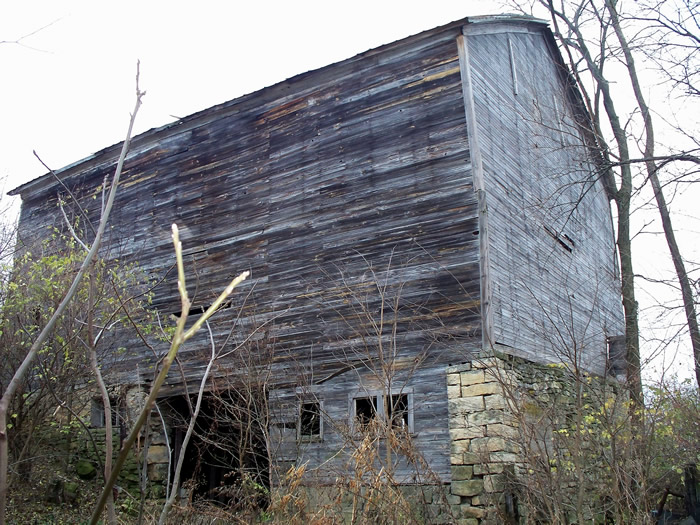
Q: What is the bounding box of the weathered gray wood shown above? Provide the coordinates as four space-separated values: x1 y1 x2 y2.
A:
11 15 624 486
464 29 623 371
457 33 494 351
13 18 481 484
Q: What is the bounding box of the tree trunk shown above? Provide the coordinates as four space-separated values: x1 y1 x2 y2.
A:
88 260 116 525
606 0 700 389
0 78 143 525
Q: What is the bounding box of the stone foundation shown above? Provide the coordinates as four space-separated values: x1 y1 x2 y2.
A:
446 352 619 524
446 357 520 524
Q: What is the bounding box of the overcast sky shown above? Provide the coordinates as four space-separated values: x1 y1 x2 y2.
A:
1 0 505 191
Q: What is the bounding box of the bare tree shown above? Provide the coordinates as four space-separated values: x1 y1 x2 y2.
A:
89 224 248 524
604 0 700 391
630 0 700 99
0 64 144 525
508 0 700 413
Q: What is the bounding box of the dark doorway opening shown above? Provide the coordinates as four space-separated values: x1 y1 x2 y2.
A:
167 388 269 510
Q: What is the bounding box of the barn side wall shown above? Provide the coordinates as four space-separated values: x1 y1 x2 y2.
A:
11 15 626 506
459 26 624 372
15 22 481 483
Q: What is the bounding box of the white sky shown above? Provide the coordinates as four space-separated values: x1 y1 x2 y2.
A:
1 1 698 383
1 0 504 190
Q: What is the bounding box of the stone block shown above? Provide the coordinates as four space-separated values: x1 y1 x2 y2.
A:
418 485 435 503
147 444 171 464
471 437 506 453
147 462 169 482
461 382 502 397
460 505 487 519
446 494 462 505
450 427 485 440
449 396 485 414
452 479 484 497
474 463 505 476
149 432 168 446
462 451 481 465
489 451 519 463
484 394 507 410
447 373 461 386
484 474 505 492
449 415 467 429
487 423 519 439
468 409 504 426
460 370 484 386
451 465 473 480
448 384 461 399
451 439 471 459
125 387 147 422
447 363 472 375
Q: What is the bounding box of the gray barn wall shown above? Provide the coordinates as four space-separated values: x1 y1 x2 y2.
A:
11 15 625 486
13 20 481 482
459 23 624 373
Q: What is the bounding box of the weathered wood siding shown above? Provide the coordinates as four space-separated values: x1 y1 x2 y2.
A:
12 16 625 484
14 21 479 482
461 25 624 372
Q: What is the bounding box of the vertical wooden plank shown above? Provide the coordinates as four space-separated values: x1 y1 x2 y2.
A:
457 33 493 349
508 36 519 96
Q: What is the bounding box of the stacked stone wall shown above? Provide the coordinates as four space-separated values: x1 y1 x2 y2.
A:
446 353 619 524
446 358 520 524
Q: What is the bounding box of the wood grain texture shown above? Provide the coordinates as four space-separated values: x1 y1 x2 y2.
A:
13 19 480 483
463 28 624 372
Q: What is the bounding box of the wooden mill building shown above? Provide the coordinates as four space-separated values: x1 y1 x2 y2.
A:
11 14 624 514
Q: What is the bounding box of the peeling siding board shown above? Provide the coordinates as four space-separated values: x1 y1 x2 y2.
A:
463 29 624 371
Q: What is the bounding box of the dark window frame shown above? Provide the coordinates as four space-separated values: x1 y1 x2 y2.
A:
90 396 122 428
349 389 414 434
297 399 323 442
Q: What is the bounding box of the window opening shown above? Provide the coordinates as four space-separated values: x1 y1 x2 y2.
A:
90 397 121 428
387 393 409 430
351 391 413 433
299 401 322 439
355 396 378 430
